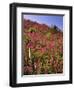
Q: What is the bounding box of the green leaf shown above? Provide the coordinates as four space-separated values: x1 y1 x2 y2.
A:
45 32 51 39
28 28 37 32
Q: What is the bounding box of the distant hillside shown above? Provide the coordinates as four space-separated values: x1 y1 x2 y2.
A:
23 19 63 34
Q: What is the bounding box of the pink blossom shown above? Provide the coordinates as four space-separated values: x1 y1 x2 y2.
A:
27 42 33 48
40 47 46 53
49 41 55 49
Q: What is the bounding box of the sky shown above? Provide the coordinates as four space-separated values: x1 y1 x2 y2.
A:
23 14 63 31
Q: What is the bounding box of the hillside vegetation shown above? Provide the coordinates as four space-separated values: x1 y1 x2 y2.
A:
23 19 63 75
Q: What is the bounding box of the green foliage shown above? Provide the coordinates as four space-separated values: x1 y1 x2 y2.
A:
23 35 30 44
50 28 58 33
45 32 51 39
28 27 37 32
33 51 43 58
